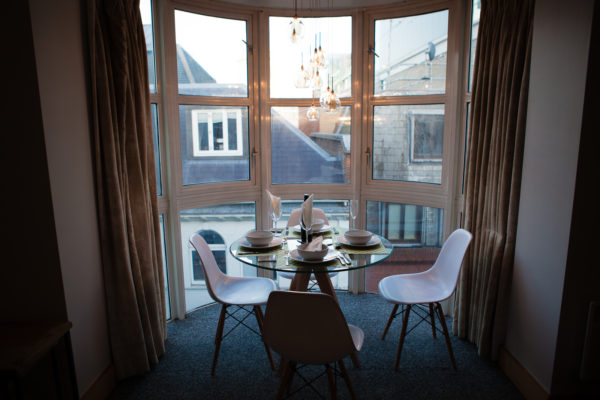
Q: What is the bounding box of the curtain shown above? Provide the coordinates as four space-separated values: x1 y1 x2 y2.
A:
453 0 535 358
87 0 166 379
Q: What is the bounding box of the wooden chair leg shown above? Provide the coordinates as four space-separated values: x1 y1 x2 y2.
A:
394 304 411 371
276 360 294 400
435 302 457 370
382 304 399 340
350 351 360 368
338 358 356 400
254 306 276 370
325 364 337 400
428 303 437 339
212 304 227 376
287 362 296 395
277 356 287 377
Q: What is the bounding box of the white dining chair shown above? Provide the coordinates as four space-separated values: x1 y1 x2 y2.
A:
189 233 279 375
278 208 339 287
263 290 364 399
378 228 472 370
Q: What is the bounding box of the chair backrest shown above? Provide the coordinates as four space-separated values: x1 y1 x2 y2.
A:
263 291 357 365
189 233 227 303
429 229 472 299
286 208 329 227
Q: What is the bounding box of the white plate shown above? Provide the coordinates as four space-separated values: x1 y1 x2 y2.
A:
337 235 381 248
239 237 283 249
289 248 338 264
292 224 331 234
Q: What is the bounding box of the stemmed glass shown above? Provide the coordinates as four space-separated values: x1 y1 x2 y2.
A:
269 197 282 235
300 212 312 242
349 199 359 230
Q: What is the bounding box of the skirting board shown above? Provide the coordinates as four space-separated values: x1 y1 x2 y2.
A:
81 364 117 400
499 346 549 400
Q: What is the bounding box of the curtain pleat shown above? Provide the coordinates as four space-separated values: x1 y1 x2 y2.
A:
87 0 166 379
453 0 534 358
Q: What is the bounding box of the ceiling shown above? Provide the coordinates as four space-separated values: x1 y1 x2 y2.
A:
217 0 406 10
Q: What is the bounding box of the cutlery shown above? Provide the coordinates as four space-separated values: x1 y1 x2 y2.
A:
336 252 347 265
340 250 351 264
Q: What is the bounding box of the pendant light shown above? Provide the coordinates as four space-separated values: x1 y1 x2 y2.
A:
289 0 304 44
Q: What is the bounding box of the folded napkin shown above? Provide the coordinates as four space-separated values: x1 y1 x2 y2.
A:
266 190 281 216
301 194 313 228
305 235 323 251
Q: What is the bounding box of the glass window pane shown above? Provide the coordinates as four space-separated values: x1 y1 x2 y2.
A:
365 201 443 293
159 214 170 320
469 1 481 92
374 10 448 96
175 11 248 97
140 0 156 93
180 202 256 311
373 104 444 184
269 16 352 99
180 105 250 185
274 199 349 291
151 104 162 196
271 106 351 184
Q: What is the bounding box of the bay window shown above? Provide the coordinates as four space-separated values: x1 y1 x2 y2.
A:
145 0 474 319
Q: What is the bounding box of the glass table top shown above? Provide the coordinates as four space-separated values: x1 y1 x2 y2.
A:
229 228 394 273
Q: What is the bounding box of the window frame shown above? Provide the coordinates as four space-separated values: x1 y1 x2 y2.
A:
362 0 463 231
154 0 470 319
191 108 244 157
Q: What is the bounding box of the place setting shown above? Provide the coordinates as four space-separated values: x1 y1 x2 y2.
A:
237 230 283 255
288 236 344 265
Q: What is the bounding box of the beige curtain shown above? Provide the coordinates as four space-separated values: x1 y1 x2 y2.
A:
87 0 166 379
453 0 534 358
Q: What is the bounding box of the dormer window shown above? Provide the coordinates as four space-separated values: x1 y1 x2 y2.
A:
192 109 243 157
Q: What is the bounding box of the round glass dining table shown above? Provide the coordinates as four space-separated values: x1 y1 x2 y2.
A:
229 227 394 302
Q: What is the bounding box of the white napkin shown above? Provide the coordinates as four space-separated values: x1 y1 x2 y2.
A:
301 194 313 228
266 190 281 217
305 236 323 251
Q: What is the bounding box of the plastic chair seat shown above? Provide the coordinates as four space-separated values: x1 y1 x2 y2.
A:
263 291 363 399
378 272 450 305
215 276 279 306
378 229 472 371
348 324 364 352
189 233 279 375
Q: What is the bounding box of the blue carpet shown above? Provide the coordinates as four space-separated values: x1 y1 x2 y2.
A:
109 291 523 399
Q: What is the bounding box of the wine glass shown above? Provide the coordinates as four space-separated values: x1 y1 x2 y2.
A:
300 211 312 243
269 197 282 235
349 199 359 230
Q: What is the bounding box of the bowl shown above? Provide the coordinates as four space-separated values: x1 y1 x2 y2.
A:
344 229 372 245
245 230 274 246
297 243 328 261
311 218 325 231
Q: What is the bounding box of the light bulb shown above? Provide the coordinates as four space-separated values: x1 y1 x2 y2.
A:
289 16 304 44
306 105 320 121
317 46 327 69
295 65 310 88
312 70 322 89
320 86 331 109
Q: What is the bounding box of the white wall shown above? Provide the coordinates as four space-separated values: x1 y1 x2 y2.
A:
28 0 112 395
506 0 593 392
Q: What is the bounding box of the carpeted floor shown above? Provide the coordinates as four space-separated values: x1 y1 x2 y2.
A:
109 292 523 399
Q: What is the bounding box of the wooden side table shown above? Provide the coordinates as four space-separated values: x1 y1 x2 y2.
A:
0 322 78 399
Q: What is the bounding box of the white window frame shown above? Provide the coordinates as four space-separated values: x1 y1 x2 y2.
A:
191 108 244 157
154 0 470 319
